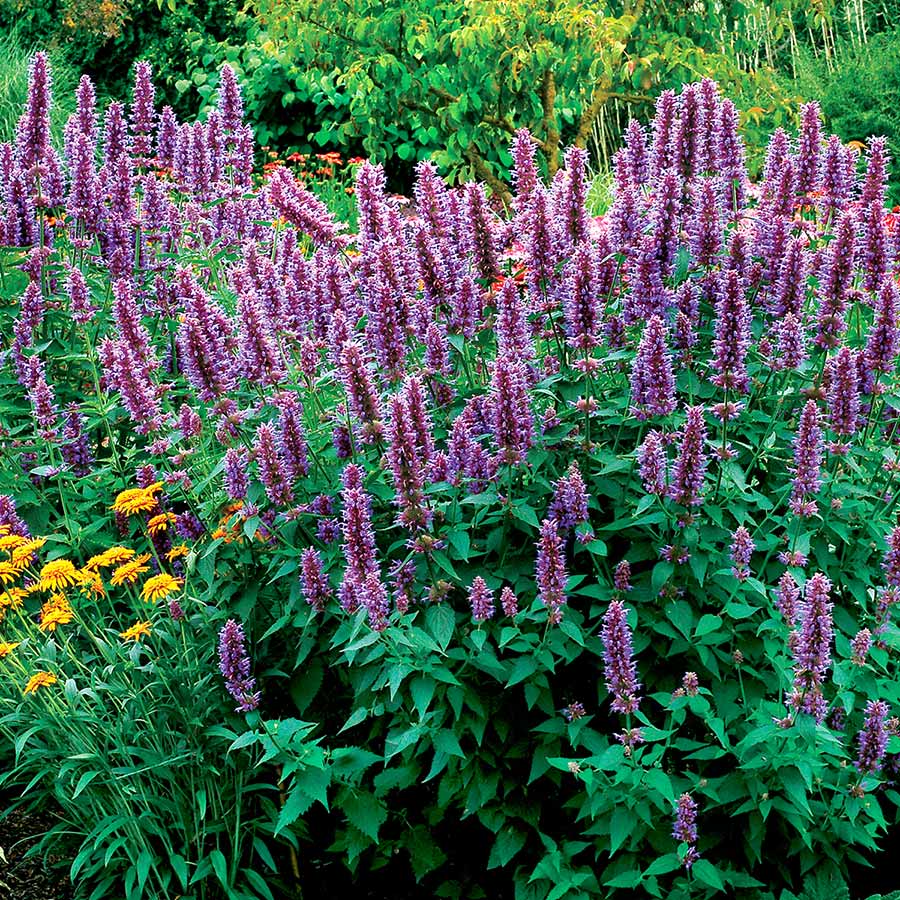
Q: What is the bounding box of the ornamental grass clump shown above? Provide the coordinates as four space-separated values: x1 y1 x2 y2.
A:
3 55 900 900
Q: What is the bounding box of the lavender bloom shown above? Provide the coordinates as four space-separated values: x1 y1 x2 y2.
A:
496 277 534 362
267 166 345 247
510 129 539 221
648 170 682 275
624 247 670 323
614 560 632 593
217 619 260 713
818 135 852 222
414 159 458 253
16 52 52 177
637 430 667 496
236 287 284 387
711 270 751 393
339 341 384 444
548 463 590 531
254 422 293 506
217 64 245 135
650 90 678 177
851 628 872 666
60 404 93 475
861 202 890 293
401 375 435 465
630 316 677 419
601 600 641 714
339 465 379 614
772 238 808 318
776 572 801 626
730 526 754 581
103 339 161 434
554 146 590 249
0 495 30 537
72 75 97 148
718 99 746 213
607 183 643 256
674 83 703 178
860 137 890 208
500 586 519 617
826 346 860 436
176 404 201 439
673 794 699 869
883 525 900 587
689 178 723 268
386 393 430 530
112 278 157 369
622 118 650 186
156 106 178 168
275 397 310 480
24 355 58 440
469 576 496 622
102 101 129 169
776 313 808 371
856 700 890 774
790 400 823 514
462 182 499 283
301 547 332 612
816 213 856 347
795 102 822 195
536 517 567 624
490 358 534 465
868 278 900 373
524 187 557 303
790 572 833 722
670 406 708 506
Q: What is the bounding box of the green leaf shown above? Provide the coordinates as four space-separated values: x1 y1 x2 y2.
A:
427 605 455 651
609 806 636 856
695 614 722 637
487 828 526 869
692 859 725 892
344 792 387 842
210 849 229 888
507 655 538 687
433 729 464 758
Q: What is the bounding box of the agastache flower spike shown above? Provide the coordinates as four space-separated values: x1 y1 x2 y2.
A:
339 341 384 444
776 572 801 626
673 794 699 869
650 90 678 176
601 600 641 714
301 547 332 612
790 400 823 514
796 102 822 195
867 278 899 374
490 358 534 465
630 316 677 419
670 406 708 506
816 213 856 347
223 448 249 501
730 526 754 581
217 619 260 712
267 166 345 247
130 61 156 166
776 313 808 371
253 422 294 506
462 181 500 283
510 129 539 222
860 136 890 208
637 431 667 496
861 201 890 293
500 586 518 617
790 572 833 722
536 517 567 624
469 577 496 622
217 64 245 135
689 178 723 268
826 346 860 437
339 464 380 614
710 270 751 394
548 463 590 531
386 392 430 530
856 699 889 774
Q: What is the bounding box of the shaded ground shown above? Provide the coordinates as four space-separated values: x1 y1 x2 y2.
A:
0 807 73 900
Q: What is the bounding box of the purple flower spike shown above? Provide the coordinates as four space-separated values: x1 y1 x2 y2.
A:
669 406 708 506
301 547 332 613
217 619 260 713
711 270 751 394
856 699 889 774
268 166 345 247
637 431 667 496
601 599 641 715
630 316 677 419
536 517 567 624
826 346 860 437
790 400 823 515
469 576 496 622
790 572 833 722
730 526 754 581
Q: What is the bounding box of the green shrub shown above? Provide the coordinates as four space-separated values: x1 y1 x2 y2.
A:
789 28 900 205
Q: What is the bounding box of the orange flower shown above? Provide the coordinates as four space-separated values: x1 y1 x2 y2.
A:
39 595 75 632
120 621 152 642
141 573 183 603
147 512 177 535
24 671 57 695
110 554 152 586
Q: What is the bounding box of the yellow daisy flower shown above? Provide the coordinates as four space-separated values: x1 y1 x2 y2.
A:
0 588 25 609
39 595 75 632
0 533 26 552
120 621 152 642
0 562 18 585
0 524 9 536
86 546 136 570
0 640 20 657
23 671 57 695
147 513 177 535
141 573 183 603
112 482 164 516
167 544 189 561
11 538 47 566
39 559 79 592
76 569 106 598
110 554 152 587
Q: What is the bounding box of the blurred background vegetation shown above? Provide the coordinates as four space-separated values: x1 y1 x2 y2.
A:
0 0 898 198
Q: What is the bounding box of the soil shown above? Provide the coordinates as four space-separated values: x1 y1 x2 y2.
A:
0 807 73 900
